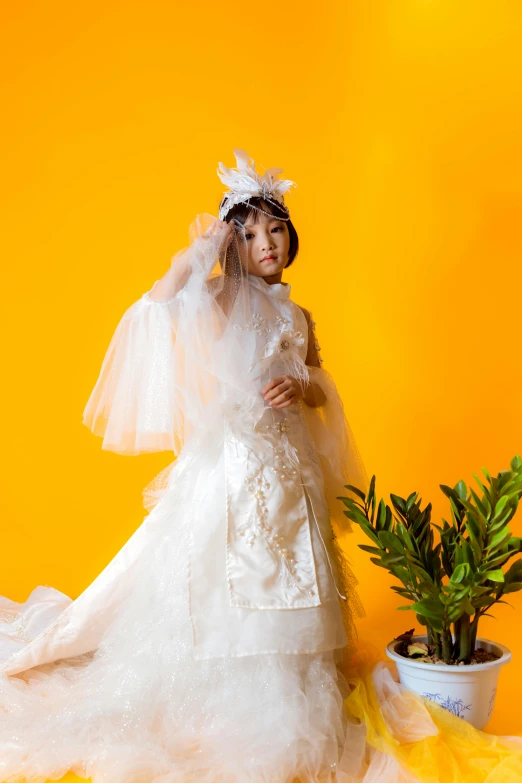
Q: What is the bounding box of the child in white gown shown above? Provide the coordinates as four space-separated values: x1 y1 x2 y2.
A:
1 150 521 783
0 149 371 783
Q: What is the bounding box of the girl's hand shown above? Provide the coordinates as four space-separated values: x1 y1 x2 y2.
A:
201 218 236 250
262 375 302 409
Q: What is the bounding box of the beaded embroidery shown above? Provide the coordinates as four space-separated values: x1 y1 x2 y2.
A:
0 609 32 642
255 420 301 484
12 620 32 642
227 300 319 599
239 464 310 593
235 414 319 596
233 312 290 337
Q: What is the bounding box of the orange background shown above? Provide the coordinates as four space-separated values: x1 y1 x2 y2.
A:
1 0 521 737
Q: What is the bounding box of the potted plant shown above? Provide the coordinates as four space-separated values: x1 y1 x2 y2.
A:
338 455 522 729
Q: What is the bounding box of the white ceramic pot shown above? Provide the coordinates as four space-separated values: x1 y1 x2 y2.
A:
386 634 512 729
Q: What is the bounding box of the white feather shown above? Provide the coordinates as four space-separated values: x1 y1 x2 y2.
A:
217 148 297 217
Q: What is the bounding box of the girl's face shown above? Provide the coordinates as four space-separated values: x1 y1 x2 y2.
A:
238 207 290 279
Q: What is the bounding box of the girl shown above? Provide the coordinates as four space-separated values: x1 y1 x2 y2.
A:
0 149 520 783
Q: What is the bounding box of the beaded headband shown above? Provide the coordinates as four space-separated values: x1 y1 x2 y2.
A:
217 148 298 221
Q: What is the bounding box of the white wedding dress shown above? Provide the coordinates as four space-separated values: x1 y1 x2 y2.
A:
0 217 448 783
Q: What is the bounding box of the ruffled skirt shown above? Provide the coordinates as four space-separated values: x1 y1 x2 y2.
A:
0 471 355 783
1 460 522 783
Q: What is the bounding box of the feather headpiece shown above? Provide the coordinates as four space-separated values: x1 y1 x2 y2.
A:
217 148 297 220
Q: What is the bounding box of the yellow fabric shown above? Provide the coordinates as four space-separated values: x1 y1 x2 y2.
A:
344 647 522 783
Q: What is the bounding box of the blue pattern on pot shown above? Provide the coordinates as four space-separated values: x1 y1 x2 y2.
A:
422 692 472 719
488 688 497 717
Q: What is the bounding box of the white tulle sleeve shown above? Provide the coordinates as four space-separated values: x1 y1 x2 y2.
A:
82 285 186 456
82 215 238 457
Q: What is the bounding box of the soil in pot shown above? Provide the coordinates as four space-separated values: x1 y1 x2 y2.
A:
394 629 500 665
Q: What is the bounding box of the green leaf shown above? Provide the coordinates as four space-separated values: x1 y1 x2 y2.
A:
448 497 464 527
448 607 465 622
416 613 442 632
462 597 476 615
491 495 509 521
405 492 418 512
378 530 404 552
407 560 434 584
481 551 513 571
411 598 445 620
483 569 505 582
358 522 381 547
375 499 387 531
454 480 468 500
395 522 415 551
381 553 406 566
390 493 407 516
449 585 470 600
464 523 483 564
489 516 513 535
460 540 476 569
367 474 376 501
390 567 412 584
379 505 392 532
489 509 514 532
346 506 370 525
499 480 522 500
370 557 389 570
468 486 487 516
450 563 471 584
470 586 491 596
358 545 383 555
510 455 522 472
487 529 512 552
337 496 362 510
342 485 367 502
472 471 489 498
473 597 496 608
440 484 461 504
461 500 487 537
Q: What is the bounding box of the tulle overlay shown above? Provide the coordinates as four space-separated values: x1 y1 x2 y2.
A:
344 651 522 783
1 213 522 783
3 498 522 783
0 481 355 783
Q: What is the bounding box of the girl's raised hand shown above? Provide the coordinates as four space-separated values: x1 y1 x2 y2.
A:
201 218 236 251
262 375 302 409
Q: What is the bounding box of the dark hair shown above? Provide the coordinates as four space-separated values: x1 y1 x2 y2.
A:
217 196 299 268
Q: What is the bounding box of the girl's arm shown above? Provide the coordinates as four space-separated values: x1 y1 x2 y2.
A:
147 254 192 302
299 306 327 408
148 220 235 302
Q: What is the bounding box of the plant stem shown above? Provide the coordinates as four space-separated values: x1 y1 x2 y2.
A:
458 614 472 663
470 612 480 652
441 630 453 663
431 630 441 659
